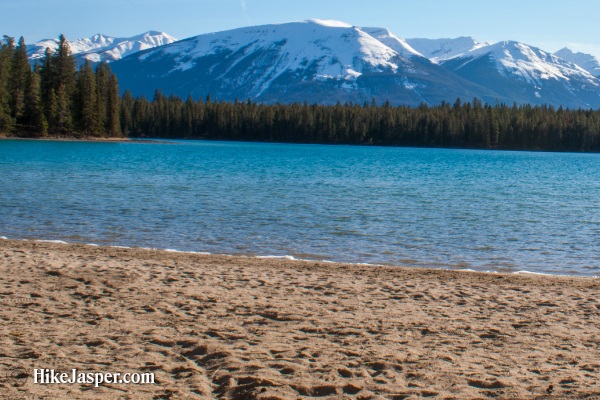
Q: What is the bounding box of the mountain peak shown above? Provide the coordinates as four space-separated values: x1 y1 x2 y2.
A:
90 33 112 41
554 47 600 77
141 30 165 36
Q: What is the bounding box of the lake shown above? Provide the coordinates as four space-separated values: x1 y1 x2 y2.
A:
1 139 599 276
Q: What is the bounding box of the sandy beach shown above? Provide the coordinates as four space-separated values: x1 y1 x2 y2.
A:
1 238 599 399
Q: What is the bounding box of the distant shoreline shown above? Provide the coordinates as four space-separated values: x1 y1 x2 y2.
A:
0 134 133 143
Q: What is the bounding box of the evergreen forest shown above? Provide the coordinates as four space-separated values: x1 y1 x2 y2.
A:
2 35 600 152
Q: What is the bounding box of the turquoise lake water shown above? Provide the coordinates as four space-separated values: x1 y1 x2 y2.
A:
1 139 599 276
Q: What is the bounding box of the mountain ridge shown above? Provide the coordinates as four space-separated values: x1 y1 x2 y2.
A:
110 20 508 106
25 22 600 108
26 31 178 65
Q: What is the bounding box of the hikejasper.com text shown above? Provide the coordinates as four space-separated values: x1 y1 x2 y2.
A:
34 369 155 387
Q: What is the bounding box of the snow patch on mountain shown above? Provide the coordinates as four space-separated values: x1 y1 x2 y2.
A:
406 36 489 62
306 19 353 28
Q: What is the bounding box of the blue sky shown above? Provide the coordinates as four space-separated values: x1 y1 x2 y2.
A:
2 0 600 57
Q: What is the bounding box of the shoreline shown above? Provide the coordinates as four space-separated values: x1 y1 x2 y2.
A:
2 236 598 279
0 134 133 143
4 133 600 156
2 238 599 399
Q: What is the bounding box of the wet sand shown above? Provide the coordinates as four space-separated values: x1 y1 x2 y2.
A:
1 239 599 399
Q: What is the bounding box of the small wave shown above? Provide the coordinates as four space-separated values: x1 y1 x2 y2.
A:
255 255 339 263
355 262 385 267
511 270 597 278
35 239 68 244
163 248 211 255
514 270 552 276
256 255 369 265
257 255 297 261
86 243 99 247
0 236 7 240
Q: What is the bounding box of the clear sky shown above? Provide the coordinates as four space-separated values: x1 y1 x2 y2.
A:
2 0 600 57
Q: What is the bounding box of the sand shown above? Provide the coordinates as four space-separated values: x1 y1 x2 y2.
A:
1 239 599 399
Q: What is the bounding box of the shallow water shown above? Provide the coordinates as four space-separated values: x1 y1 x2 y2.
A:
1 139 599 276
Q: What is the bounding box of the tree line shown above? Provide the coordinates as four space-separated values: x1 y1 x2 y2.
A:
2 34 600 152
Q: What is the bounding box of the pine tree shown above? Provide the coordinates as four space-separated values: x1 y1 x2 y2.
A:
55 84 72 133
0 36 15 133
52 35 77 95
184 95 195 136
120 90 134 135
45 88 58 132
9 37 30 128
94 63 109 134
106 73 121 136
40 47 54 124
24 64 47 136
76 60 97 134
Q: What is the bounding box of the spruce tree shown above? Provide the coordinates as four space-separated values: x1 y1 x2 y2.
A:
45 88 58 132
10 37 30 127
106 73 121 136
40 47 54 124
52 35 76 95
94 63 109 134
0 36 15 133
24 64 48 136
76 60 97 134
120 90 134 135
55 83 72 133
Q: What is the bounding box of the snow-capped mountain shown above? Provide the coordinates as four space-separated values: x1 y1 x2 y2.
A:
110 20 502 106
440 40 600 108
554 48 600 77
86 21 600 109
406 37 489 63
27 31 178 65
